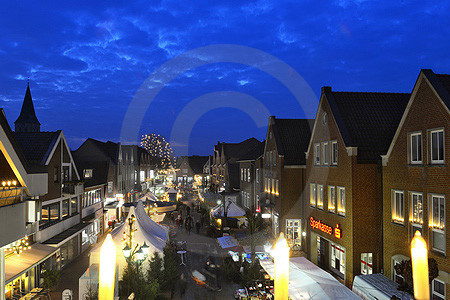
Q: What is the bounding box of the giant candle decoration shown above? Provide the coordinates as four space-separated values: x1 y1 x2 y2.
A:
274 233 289 300
410 231 430 300
99 234 116 300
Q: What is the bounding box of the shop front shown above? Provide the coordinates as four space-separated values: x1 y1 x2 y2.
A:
285 219 302 247
311 232 346 281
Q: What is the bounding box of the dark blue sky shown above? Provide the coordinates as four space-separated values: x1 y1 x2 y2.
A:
1 1 449 155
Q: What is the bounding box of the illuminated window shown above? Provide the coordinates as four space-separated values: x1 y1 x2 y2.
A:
317 185 324 209
247 169 250 182
337 187 345 216
360 253 373 275
286 219 301 246
430 129 444 164
328 186 336 213
314 144 320 165
430 194 445 253
409 132 422 164
392 190 404 224
71 198 77 214
62 199 69 218
322 142 329 165
275 180 279 195
83 169 93 178
331 141 338 165
432 279 446 300
310 184 316 207
330 243 345 279
410 192 423 235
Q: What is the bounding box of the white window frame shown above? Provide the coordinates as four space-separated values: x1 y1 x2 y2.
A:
247 168 251 182
337 186 345 216
392 190 405 224
432 278 446 300
330 243 346 278
430 194 445 254
360 253 373 275
331 141 338 165
328 186 336 213
430 129 444 164
317 184 324 209
310 184 316 207
409 132 422 164
410 192 423 235
256 168 259 183
314 143 320 165
322 142 329 165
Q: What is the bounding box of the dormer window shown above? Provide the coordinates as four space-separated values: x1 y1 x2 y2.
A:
314 144 320 165
84 169 93 178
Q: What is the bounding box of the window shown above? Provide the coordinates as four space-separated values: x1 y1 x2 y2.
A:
328 186 336 213
430 129 444 163
322 142 329 165
310 184 316 207
317 185 324 209
41 203 60 226
330 243 345 279
241 168 244 181
432 279 446 300
314 144 320 165
331 141 338 165
275 180 279 195
71 198 77 214
337 187 345 216
409 132 422 164
361 253 373 275
62 199 69 218
392 190 404 224
410 192 423 235
83 169 93 178
53 167 59 182
256 168 260 183
286 219 301 246
430 195 445 253
247 169 250 182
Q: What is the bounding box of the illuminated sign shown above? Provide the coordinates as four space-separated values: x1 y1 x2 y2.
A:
310 217 342 239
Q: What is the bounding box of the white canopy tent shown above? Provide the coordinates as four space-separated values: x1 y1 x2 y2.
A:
90 201 168 276
260 257 361 300
212 201 246 218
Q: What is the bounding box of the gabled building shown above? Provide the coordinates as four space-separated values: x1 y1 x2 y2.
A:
176 155 210 187
262 117 313 246
305 87 410 287
211 138 263 192
381 69 449 299
238 142 265 210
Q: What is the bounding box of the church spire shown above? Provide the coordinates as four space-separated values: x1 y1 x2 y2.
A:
14 83 41 132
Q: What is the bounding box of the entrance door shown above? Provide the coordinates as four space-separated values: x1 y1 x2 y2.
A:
318 237 326 268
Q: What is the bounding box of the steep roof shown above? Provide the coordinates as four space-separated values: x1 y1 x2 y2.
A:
272 118 314 165
14 83 40 126
86 138 120 163
188 156 210 174
13 131 60 166
427 70 450 109
237 140 265 161
324 89 410 163
221 138 262 162
72 154 109 188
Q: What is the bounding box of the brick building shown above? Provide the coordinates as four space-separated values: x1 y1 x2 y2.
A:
381 69 450 299
305 87 410 287
262 116 313 246
238 142 264 210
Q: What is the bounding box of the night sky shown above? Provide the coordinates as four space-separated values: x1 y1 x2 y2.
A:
0 1 449 156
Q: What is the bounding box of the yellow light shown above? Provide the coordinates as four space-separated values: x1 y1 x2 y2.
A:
217 219 222 226
273 233 289 300
7 181 11 186
99 234 116 300
2 181 5 186
411 231 429 300
12 180 16 186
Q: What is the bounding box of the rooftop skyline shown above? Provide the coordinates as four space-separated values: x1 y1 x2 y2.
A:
0 0 449 155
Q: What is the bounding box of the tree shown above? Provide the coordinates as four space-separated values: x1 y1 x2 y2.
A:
245 207 265 259
147 251 164 286
141 134 175 169
394 258 439 294
120 261 161 300
162 244 179 294
42 269 60 291
83 282 98 300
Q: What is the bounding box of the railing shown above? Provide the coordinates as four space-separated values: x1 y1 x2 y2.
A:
0 186 25 207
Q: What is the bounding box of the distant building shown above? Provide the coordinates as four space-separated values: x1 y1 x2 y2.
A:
211 138 263 193
175 155 210 188
238 141 265 210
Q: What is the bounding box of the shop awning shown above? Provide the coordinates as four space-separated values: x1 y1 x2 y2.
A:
5 244 58 284
260 257 360 300
42 222 90 247
212 201 246 218
352 273 413 300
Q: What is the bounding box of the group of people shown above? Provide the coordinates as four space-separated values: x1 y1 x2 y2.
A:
173 203 203 234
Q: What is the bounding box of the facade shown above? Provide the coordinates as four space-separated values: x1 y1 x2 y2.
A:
305 87 410 287
262 117 313 247
381 70 450 299
238 142 264 210
175 155 210 188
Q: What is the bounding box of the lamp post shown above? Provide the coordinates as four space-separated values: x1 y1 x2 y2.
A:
99 234 116 300
411 231 430 300
273 233 289 300
122 214 148 266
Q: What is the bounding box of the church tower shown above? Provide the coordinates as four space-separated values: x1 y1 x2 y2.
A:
14 83 40 132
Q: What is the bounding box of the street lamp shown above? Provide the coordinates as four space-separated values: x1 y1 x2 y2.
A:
122 245 131 259
141 242 149 256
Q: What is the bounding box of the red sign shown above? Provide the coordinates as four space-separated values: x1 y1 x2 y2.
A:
310 217 342 239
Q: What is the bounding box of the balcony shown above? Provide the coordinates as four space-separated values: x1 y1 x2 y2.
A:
0 185 25 207
62 181 84 196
